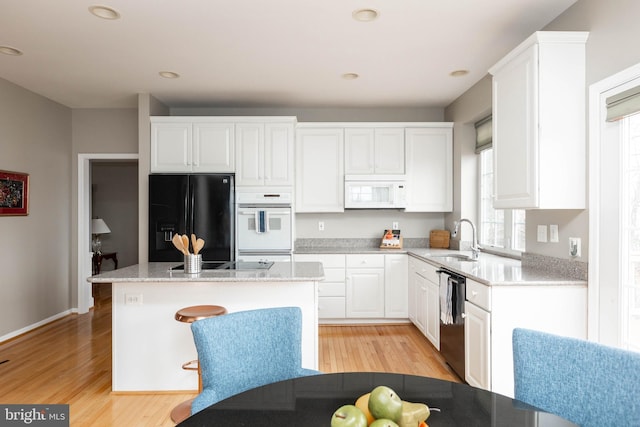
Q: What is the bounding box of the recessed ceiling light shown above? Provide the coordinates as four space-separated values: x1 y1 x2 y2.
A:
352 8 378 22
89 5 121 20
450 69 469 77
159 71 180 79
342 73 359 80
0 46 23 56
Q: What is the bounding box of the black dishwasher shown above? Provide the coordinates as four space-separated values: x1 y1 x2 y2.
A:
437 268 466 381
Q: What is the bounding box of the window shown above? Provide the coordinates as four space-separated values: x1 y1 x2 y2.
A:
620 112 640 351
478 148 525 253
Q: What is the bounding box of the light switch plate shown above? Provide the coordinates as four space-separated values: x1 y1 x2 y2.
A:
537 225 548 242
549 224 559 242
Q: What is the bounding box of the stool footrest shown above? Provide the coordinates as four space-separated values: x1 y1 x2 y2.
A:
182 359 199 371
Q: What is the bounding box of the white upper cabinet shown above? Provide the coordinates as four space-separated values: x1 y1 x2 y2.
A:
151 118 234 173
345 127 405 175
404 125 453 212
193 122 235 172
489 31 589 209
295 126 345 213
235 119 295 187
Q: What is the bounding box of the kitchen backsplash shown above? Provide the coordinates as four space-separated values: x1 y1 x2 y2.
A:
295 237 429 250
521 252 588 281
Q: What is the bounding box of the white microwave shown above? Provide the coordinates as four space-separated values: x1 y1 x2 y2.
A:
344 175 407 209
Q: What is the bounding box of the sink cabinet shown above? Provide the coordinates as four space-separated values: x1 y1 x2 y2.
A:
489 31 588 209
408 256 440 349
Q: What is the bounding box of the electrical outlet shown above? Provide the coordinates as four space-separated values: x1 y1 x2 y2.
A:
569 237 581 257
318 221 325 231
125 293 143 305
392 221 399 229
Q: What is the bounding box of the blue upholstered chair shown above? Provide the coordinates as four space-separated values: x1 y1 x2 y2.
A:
189 306 322 415
512 328 640 427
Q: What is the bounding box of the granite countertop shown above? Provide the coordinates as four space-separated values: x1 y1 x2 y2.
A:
295 247 409 254
295 246 586 286
407 249 586 286
87 261 324 283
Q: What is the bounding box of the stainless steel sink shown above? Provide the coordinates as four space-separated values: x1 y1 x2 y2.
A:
430 254 477 262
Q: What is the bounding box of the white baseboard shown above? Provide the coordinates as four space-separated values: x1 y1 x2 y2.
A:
0 309 74 343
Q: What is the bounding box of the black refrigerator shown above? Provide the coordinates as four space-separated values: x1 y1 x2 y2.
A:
149 174 235 262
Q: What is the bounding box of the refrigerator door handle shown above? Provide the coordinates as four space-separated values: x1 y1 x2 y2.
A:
183 182 189 235
189 182 195 234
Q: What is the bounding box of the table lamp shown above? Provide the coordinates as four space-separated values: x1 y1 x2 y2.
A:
91 218 111 254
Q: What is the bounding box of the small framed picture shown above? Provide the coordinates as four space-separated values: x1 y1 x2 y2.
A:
0 170 29 216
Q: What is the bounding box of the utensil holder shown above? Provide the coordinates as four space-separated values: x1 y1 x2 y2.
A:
184 254 202 274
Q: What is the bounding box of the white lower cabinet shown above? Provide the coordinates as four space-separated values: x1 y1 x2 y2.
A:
463 277 587 397
346 254 385 318
410 256 440 349
414 274 427 334
296 254 346 319
464 300 491 390
407 258 419 323
424 277 440 350
384 254 408 318
296 253 408 322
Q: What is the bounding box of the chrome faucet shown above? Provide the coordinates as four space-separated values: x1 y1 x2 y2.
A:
453 219 480 259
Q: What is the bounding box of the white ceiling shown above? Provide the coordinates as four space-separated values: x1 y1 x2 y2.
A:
0 0 577 109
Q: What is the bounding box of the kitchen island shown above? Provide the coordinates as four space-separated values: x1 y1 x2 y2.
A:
87 261 323 392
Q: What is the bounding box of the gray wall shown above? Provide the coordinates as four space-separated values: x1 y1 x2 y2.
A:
0 78 71 339
71 108 138 305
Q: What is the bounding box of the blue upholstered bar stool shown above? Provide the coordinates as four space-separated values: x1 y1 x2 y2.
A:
170 305 227 424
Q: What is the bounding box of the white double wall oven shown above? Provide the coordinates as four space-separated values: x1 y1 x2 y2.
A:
235 190 293 262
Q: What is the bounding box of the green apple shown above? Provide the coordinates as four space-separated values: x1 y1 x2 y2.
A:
370 419 400 427
368 385 403 422
331 404 368 427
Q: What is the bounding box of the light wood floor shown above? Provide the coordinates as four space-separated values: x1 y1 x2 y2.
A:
0 287 460 426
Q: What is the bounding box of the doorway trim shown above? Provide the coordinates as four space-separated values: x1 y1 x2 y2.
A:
77 153 139 314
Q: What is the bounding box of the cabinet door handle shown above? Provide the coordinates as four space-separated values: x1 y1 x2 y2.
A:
471 291 478 298
461 313 467 319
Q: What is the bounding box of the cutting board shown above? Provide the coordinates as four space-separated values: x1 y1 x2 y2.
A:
429 230 450 248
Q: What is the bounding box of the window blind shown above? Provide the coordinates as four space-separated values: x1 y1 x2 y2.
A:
606 85 640 121
475 115 492 153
